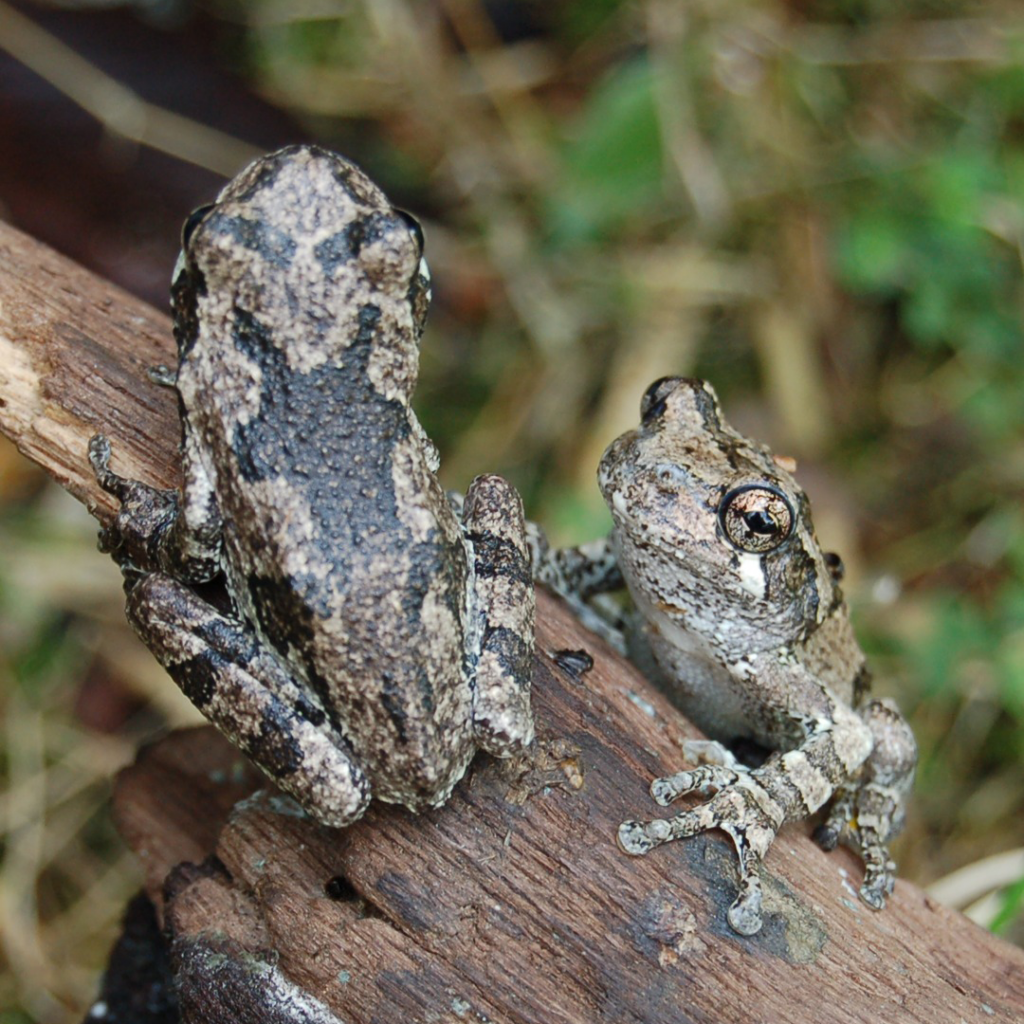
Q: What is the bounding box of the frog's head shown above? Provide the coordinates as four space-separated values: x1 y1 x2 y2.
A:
171 145 431 398
598 377 841 638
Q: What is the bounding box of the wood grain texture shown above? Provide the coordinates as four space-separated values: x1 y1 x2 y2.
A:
0 219 180 513
1 217 1022 1024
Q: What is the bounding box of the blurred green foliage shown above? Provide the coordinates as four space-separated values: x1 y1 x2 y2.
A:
547 58 666 244
4 3 1024 1017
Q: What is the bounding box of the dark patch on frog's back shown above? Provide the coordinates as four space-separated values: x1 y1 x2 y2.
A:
204 212 297 270
314 210 396 278
380 670 419 744
245 570 329 705
226 301 459 744
230 305 275 365
230 303 400 521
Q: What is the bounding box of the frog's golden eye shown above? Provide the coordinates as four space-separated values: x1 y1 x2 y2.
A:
182 204 215 249
719 484 794 554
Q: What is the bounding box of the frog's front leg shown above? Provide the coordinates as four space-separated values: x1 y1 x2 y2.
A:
618 669 875 935
125 571 371 827
527 532 628 649
461 474 536 755
90 433 222 583
528 531 623 601
814 698 917 909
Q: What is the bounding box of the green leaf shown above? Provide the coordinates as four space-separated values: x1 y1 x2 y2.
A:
991 874 1024 934
547 58 665 245
835 210 907 294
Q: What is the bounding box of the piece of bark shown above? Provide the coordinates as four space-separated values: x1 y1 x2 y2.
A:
2 217 1023 1023
81 891 178 1024
0 219 180 512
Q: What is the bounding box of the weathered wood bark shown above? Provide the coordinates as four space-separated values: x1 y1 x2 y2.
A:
2 217 1023 1024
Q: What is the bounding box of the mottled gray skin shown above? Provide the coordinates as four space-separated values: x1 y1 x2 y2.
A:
90 145 534 827
540 377 916 935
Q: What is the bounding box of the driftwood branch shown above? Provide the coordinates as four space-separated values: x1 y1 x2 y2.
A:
1 218 1022 1023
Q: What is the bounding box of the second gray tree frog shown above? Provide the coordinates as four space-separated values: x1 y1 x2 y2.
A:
537 377 916 935
90 144 535 827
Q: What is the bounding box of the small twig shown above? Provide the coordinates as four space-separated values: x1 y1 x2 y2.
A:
927 848 1024 911
0 1 262 175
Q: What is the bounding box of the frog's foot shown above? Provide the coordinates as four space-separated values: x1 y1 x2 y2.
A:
814 783 899 910
814 699 916 911
89 435 180 569
857 829 897 910
618 766 783 936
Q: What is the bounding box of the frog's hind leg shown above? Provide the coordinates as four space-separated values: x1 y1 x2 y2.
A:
125 571 370 828
462 474 535 756
89 434 222 584
814 698 917 909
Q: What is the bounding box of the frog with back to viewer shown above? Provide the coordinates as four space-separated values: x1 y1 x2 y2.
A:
90 144 536 828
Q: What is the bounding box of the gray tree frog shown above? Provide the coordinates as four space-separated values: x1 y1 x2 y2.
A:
536 377 916 935
89 144 535 827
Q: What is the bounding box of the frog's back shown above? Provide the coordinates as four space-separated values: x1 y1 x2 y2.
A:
206 353 475 803
172 146 472 804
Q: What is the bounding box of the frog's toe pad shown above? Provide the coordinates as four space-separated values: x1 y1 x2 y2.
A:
651 773 696 806
859 867 895 910
859 885 888 911
618 818 672 856
727 892 764 936
88 434 112 471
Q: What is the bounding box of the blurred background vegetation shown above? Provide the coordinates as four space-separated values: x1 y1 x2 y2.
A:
1 0 1023 1019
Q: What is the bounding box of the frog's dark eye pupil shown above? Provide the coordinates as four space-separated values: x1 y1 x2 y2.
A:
719 484 795 554
744 510 778 535
182 204 215 249
396 209 425 253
